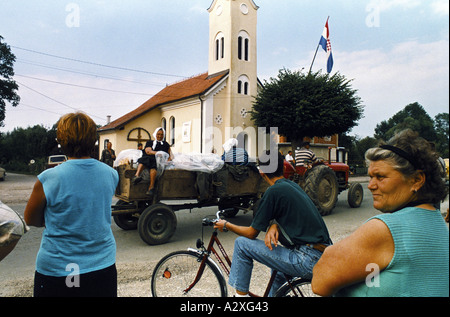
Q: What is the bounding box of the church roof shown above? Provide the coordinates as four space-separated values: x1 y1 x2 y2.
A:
98 70 229 132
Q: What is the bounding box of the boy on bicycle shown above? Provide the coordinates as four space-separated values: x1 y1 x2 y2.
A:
214 150 332 296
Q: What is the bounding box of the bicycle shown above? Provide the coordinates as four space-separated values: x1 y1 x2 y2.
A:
151 209 316 297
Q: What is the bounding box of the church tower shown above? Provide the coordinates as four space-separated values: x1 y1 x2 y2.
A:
207 0 259 153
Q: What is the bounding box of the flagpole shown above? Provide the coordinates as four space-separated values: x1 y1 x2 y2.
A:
308 43 320 74
309 16 330 74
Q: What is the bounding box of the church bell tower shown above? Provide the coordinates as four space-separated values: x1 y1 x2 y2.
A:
207 0 259 134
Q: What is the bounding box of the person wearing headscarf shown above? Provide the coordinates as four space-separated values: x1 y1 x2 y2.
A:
133 127 172 198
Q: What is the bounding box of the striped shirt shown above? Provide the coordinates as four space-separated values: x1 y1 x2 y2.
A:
222 147 249 166
295 148 317 166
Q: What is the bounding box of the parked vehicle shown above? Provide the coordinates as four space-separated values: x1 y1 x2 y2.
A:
0 167 6 181
46 155 67 169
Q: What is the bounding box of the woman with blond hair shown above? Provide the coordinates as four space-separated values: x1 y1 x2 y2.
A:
25 112 119 297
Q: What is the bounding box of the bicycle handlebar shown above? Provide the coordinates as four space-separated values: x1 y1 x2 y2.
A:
202 208 234 226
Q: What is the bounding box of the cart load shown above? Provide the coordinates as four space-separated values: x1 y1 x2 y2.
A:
112 150 268 245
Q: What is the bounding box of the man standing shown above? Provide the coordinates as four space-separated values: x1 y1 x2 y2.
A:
100 142 116 167
214 151 331 296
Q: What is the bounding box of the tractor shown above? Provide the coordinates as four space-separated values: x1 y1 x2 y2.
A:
283 147 363 216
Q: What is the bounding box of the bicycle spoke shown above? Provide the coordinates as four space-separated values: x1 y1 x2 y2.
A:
275 278 318 297
152 251 227 297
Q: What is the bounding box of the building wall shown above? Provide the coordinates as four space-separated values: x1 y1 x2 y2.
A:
98 109 162 159
160 98 202 154
279 135 341 163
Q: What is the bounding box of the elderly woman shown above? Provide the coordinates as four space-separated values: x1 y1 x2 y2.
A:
132 127 172 198
312 129 449 297
24 112 119 297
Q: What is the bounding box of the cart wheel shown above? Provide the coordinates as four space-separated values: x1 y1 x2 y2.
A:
138 203 177 245
113 200 138 230
348 183 364 208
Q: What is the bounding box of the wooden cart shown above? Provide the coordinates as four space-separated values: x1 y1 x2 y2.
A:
111 164 268 245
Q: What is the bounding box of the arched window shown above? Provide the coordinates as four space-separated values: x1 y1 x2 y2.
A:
215 32 225 61
161 118 167 141
244 38 249 61
238 31 250 61
237 75 250 95
238 37 242 60
169 116 175 145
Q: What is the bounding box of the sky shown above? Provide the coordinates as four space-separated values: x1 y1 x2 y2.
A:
0 0 448 138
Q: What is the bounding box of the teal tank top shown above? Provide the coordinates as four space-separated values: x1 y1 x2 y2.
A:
337 207 449 297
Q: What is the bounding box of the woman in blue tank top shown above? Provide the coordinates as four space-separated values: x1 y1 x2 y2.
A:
24 112 119 297
312 129 449 297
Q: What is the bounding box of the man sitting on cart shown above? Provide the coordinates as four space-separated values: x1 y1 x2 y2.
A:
132 127 172 199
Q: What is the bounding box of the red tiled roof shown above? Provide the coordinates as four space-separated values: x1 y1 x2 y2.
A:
99 70 229 132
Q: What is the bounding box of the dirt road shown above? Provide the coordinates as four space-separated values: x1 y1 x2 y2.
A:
1 172 447 297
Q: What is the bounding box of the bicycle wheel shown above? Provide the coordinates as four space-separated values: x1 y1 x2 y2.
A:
274 278 317 297
151 250 228 297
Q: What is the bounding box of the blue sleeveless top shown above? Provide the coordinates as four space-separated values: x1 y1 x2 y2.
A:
36 159 118 277
337 207 449 297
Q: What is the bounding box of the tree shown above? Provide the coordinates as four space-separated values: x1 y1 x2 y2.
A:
251 69 364 149
0 125 58 173
340 133 377 164
434 112 449 157
0 35 20 127
374 102 436 142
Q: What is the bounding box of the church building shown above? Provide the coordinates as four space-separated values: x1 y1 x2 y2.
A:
98 0 340 162
98 0 264 158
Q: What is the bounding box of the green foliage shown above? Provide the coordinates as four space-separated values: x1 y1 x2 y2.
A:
374 102 448 157
434 113 449 158
347 103 449 166
0 35 20 127
374 102 436 141
0 125 58 174
251 69 364 146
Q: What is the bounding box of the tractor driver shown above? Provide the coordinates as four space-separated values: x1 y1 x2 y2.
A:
295 142 318 167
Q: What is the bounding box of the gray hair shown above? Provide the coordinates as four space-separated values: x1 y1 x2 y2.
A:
365 147 417 179
365 129 447 204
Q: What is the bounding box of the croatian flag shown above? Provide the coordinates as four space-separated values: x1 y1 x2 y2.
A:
319 18 333 73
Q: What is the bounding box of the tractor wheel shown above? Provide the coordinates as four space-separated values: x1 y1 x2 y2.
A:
304 165 339 216
348 183 364 208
